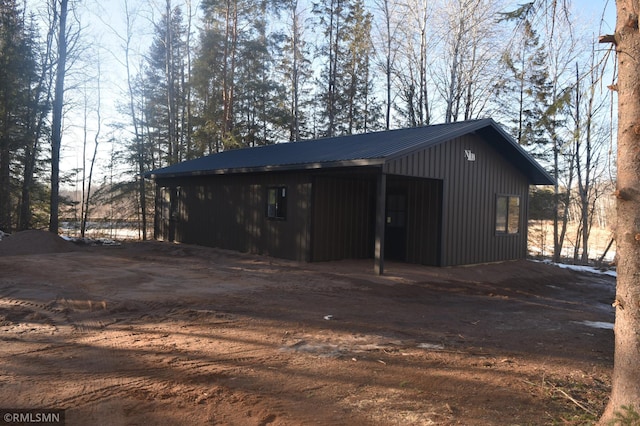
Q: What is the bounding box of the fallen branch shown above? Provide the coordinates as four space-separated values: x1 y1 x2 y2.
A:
596 237 615 267
553 387 597 416
521 378 597 416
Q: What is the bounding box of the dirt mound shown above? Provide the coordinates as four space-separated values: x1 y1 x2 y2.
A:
0 230 76 256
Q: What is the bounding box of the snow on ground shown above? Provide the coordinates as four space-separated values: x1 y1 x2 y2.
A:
577 320 614 330
60 222 144 240
531 259 617 278
60 235 122 246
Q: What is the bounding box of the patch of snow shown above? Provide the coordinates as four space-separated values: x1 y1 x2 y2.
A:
61 236 122 246
417 343 445 350
556 263 617 278
60 222 143 240
531 259 617 278
576 320 614 330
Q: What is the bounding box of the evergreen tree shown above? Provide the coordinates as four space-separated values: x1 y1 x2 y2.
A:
496 20 551 160
312 0 344 137
278 0 314 141
313 0 381 136
145 1 190 168
17 16 51 231
0 0 40 232
235 5 289 147
194 0 287 150
342 0 381 134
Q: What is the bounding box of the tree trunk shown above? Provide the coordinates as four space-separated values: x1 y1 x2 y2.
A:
382 0 391 130
221 0 237 142
123 0 147 240
49 0 69 235
326 0 340 137
419 4 430 126
21 0 56 232
19 139 36 230
290 0 301 141
599 1 640 421
0 147 11 232
82 63 100 239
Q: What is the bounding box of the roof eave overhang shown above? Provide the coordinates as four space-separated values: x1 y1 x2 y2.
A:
147 158 385 180
475 124 555 186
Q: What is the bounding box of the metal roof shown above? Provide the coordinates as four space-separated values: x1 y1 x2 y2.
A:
147 118 554 185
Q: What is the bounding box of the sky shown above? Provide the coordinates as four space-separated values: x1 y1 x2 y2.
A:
26 0 616 193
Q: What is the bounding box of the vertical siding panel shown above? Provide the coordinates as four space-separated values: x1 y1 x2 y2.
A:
163 172 311 262
310 175 376 262
481 146 489 261
449 140 459 265
407 180 415 262
414 182 422 262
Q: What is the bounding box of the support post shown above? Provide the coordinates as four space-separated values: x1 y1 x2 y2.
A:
168 186 178 242
374 172 387 275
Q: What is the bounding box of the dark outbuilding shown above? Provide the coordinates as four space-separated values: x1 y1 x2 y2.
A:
147 118 554 273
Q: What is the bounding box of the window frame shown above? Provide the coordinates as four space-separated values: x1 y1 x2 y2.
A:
266 186 287 220
495 194 521 235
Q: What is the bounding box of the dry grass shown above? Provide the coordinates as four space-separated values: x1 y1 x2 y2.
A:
528 220 616 264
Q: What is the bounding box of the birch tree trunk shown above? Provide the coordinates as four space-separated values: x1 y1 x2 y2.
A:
122 0 147 240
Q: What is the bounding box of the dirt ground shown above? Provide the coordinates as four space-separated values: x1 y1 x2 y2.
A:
0 231 615 425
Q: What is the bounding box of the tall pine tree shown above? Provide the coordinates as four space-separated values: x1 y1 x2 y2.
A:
146 1 190 167
193 0 288 150
313 0 381 136
496 20 551 159
0 0 39 232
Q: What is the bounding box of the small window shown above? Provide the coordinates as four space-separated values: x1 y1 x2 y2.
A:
496 195 520 234
267 187 287 220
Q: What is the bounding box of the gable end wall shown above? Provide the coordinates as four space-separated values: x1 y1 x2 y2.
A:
384 134 530 266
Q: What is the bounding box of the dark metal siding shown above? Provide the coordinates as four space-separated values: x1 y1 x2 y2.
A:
154 187 171 241
153 133 534 267
387 176 442 266
384 134 530 266
155 172 312 262
311 175 376 261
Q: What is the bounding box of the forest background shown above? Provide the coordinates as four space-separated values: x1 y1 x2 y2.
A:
0 0 617 264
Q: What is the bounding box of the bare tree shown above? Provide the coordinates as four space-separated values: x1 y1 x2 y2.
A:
395 0 432 127
287 0 305 141
49 0 80 234
109 0 150 240
572 46 610 264
539 16 579 264
80 55 101 238
433 0 503 123
373 0 400 129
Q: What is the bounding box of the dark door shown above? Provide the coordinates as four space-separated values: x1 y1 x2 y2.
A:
385 192 407 260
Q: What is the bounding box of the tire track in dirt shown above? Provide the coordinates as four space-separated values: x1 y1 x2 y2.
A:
49 353 237 411
0 296 74 334
54 377 159 408
43 319 247 410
